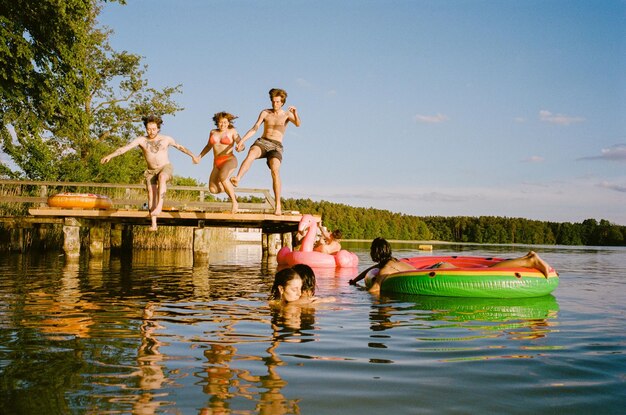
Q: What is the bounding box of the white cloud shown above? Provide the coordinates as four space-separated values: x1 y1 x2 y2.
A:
539 110 585 126
579 144 626 162
522 155 544 163
598 181 626 193
414 113 448 124
285 179 626 225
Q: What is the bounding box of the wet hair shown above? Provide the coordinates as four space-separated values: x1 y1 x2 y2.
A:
142 114 163 128
331 230 343 240
269 88 287 104
269 268 301 300
292 264 316 295
370 237 393 264
212 111 238 128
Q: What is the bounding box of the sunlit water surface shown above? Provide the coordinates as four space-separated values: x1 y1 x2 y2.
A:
1 242 624 414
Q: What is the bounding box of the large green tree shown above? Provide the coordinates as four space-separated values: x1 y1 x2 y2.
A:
0 0 182 182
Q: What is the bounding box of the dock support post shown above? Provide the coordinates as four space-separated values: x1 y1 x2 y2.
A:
261 232 269 261
9 227 25 252
266 233 281 257
122 225 134 253
110 223 123 251
193 223 211 264
63 218 81 259
281 232 292 250
89 222 110 256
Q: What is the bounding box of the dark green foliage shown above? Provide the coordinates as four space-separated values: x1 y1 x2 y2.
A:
283 198 626 246
0 0 181 184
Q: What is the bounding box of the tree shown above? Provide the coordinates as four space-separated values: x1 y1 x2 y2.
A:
0 0 182 183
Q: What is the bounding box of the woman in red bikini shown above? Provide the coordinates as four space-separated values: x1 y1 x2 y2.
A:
195 112 241 213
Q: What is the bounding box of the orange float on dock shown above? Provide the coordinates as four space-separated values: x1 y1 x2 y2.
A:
47 193 113 210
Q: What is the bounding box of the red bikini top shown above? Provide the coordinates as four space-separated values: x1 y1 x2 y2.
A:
210 132 233 145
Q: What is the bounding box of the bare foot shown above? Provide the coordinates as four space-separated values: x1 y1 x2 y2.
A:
149 215 158 231
529 252 551 277
231 201 239 214
230 177 239 187
274 207 282 215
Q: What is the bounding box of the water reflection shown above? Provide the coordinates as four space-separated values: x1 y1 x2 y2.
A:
134 302 168 415
196 303 310 414
20 259 99 340
1 243 624 415
256 305 314 415
368 294 561 362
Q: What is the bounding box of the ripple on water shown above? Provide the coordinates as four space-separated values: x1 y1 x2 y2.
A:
0 245 625 414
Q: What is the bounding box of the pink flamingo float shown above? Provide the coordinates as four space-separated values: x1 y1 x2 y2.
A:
277 214 359 268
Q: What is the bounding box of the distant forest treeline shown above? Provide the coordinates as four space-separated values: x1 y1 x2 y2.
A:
281 198 626 246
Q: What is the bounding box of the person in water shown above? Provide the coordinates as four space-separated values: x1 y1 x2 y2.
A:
270 265 335 305
269 268 303 305
101 114 197 231
314 227 343 255
349 237 553 293
230 88 301 215
292 264 317 299
194 112 241 213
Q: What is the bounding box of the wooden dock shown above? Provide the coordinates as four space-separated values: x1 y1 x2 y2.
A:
27 207 303 234
1 179 313 261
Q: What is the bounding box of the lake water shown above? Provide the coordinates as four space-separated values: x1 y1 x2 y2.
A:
0 242 624 414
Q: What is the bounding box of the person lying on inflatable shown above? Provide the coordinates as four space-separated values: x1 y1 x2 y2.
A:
350 237 553 293
278 215 358 268
314 227 342 255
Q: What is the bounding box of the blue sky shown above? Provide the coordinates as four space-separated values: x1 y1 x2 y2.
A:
99 0 626 225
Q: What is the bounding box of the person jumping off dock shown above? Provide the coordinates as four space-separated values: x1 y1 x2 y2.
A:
230 88 301 216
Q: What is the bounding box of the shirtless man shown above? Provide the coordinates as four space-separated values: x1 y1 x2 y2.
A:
100 114 197 231
230 88 301 215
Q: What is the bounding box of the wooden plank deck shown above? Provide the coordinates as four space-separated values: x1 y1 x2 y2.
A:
28 207 306 233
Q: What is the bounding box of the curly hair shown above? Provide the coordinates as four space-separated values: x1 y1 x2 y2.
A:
212 111 238 128
142 114 163 128
269 88 287 103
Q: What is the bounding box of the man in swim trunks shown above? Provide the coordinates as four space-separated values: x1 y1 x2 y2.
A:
101 114 197 231
231 88 301 215
144 164 174 186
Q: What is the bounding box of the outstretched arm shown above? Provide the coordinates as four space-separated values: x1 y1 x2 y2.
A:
237 111 267 151
320 226 331 241
171 140 196 159
196 133 215 162
101 138 142 164
349 264 379 286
